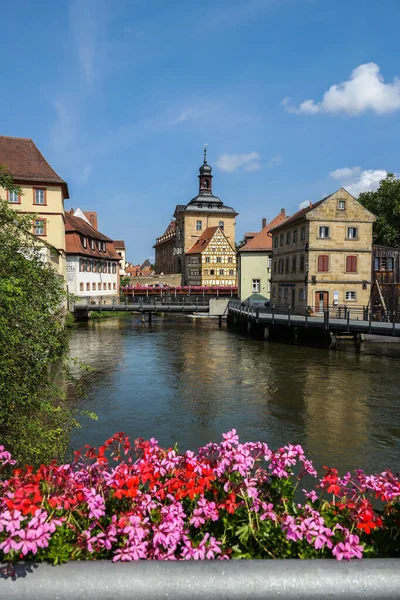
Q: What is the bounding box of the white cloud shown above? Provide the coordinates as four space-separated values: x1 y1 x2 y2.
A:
329 167 362 181
299 200 311 209
283 63 400 116
216 152 262 173
167 108 199 126
329 167 388 196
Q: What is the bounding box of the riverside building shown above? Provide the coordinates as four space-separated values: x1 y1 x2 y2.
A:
65 209 120 303
185 226 236 286
270 188 376 313
154 149 238 284
0 135 69 279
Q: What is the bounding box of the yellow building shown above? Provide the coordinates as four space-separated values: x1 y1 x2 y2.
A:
113 240 127 274
270 188 376 313
186 226 236 286
154 149 238 283
238 211 287 301
0 136 69 279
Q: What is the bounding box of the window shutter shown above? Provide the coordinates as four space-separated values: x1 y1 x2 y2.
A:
323 255 329 271
346 256 357 272
318 255 323 271
318 255 328 271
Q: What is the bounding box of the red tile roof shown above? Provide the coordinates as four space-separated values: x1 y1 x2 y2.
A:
65 214 120 259
240 211 288 252
113 240 126 249
186 226 224 254
0 136 69 198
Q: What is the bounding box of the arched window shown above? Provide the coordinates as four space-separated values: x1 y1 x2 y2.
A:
203 179 209 188
219 221 224 230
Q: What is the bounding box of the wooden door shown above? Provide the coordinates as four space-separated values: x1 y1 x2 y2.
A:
315 291 329 312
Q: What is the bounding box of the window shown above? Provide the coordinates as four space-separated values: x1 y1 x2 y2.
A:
387 257 394 271
219 269 224 276
91 239 95 250
381 257 387 270
196 220 202 231
301 227 305 240
203 180 209 189
113 283 116 290
79 259 85 272
103 242 106 252
274 237 278 248
203 269 208 275
34 219 45 235
216 257 221 263
205 257 210 263
345 291 356 301
317 255 329 272
8 190 19 203
278 259 284 274
374 257 380 271
278 288 282 298
252 279 260 293
284 288 288 299
98 283 101 290
299 256 305 272
347 227 358 239
229 269 234 276
280 234 284 246
338 199 346 210
273 261 277 274
212 247 216 252
268 257 272 269
34 188 46 205
92 283 96 291
299 288 306 300
80 283 84 291
285 258 289 273
319 226 330 238
82 237 87 248
112 264 116 274
286 232 291 244
346 255 358 273
293 230 297 243
228 257 233 263
103 283 107 290
219 221 224 230
108 283 111 290
210 269 215 275
291 257 296 272
86 283 90 291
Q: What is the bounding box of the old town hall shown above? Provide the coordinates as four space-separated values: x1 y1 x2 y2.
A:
154 149 238 285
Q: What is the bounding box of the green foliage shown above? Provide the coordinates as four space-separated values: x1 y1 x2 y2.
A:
120 276 131 287
89 310 129 319
358 173 400 246
235 238 246 252
0 167 78 465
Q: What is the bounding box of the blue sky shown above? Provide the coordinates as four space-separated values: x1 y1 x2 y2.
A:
2 0 400 261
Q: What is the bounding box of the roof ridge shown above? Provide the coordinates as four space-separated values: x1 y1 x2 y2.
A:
0 135 33 141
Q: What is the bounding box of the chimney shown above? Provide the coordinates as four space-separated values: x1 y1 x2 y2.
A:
309 201 312 208
280 208 285 217
262 217 267 228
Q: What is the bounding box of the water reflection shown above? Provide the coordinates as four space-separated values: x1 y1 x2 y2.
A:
68 316 400 475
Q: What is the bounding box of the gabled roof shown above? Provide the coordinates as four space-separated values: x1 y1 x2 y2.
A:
65 213 112 241
240 211 288 252
0 136 69 198
113 240 126 249
65 213 120 259
270 195 335 232
186 226 235 254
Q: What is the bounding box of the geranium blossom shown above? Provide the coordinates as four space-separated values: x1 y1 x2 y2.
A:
0 431 398 563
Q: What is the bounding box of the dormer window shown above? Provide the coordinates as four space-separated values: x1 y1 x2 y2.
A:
82 236 87 248
90 239 95 250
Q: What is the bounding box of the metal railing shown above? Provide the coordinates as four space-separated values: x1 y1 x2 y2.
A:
1 560 399 599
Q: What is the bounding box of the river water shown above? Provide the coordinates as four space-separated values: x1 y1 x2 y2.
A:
68 315 400 476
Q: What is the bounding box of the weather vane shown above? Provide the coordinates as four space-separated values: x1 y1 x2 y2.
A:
204 143 208 164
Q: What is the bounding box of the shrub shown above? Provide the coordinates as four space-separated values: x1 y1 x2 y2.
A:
0 431 399 563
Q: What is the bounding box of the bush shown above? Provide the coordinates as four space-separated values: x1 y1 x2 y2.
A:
0 430 398 563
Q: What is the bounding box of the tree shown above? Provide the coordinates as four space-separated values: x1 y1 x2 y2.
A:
0 167 77 465
235 238 247 253
358 173 400 247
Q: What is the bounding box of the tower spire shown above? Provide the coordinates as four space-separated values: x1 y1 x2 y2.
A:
204 143 208 164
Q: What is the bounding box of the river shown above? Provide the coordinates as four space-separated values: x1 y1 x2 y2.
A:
68 315 400 476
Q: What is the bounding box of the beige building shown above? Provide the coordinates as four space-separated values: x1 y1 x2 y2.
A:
155 149 238 283
270 188 376 313
0 136 69 279
238 211 287 301
186 226 236 287
114 240 127 274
